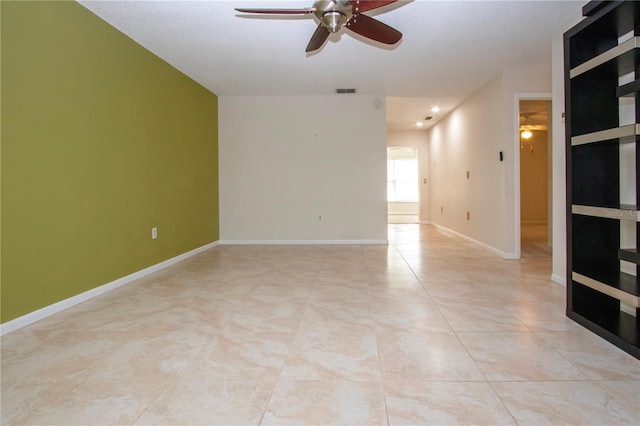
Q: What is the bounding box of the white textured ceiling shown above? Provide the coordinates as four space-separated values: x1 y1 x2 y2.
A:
78 0 583 129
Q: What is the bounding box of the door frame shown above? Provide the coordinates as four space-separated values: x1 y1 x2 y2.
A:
386 146 421 224
514 93 552 259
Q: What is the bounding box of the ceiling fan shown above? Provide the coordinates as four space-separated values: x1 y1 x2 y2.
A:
235 0 403 53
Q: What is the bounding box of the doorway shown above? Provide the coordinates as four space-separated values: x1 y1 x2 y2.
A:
387 147 419 224
519 99 552 258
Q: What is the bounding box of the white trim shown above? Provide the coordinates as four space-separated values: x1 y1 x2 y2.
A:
219 239 388 245
419 220 431 225
0 241 220 336
431 223 517 259
551 273 566 286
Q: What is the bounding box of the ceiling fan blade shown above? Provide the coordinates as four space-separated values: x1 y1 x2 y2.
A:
346 13 401 45
351 0 399 13
235 8 314 14
306 24 330 52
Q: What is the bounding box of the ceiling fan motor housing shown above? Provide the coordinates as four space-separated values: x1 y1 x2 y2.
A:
313 0 353 32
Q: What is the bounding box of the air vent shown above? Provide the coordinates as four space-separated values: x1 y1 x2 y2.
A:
336 88 357 94
424 116 434 120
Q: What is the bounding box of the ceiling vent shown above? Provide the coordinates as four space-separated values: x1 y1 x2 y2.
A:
336 88 357 94
424 116 434 120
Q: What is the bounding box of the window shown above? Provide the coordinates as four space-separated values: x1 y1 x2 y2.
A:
387 157 418 202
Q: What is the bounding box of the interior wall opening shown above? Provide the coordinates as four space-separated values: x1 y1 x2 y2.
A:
387 147 419 224
519 99 552 258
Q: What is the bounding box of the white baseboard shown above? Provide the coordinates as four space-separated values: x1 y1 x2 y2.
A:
0 241 220 336
431 223 518 259
219 239 388 245
551 273 566 286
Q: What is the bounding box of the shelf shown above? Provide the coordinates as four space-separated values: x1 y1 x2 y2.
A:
582 1 609 17
573 271 640 307
572 204 640 221
567 310 640 358
571 124 639 146
619 248 640 264
566 0 640 360
618 79 640 97
570 37 640 78
566 1 640 69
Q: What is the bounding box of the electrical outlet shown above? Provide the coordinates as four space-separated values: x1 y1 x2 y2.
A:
318 215 322 221
152 227 158 239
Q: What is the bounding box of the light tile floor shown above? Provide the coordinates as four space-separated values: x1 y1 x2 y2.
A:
521 223 551 258
2 224 639 425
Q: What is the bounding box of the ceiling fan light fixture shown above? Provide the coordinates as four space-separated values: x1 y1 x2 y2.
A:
322 11 348 33
235 0 402 53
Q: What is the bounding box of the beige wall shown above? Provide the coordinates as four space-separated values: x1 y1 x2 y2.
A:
551 10 584 284
520 130 549 223
429 73 507 254
428 65 552 258
219 95 388 243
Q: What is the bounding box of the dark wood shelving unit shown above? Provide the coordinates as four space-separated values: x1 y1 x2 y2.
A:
618 80 640 97
565 0 640 359
573 270 640 298
619 248 640 263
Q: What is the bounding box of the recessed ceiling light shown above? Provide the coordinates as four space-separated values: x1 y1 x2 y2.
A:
431 107 440 113
416 122 423 127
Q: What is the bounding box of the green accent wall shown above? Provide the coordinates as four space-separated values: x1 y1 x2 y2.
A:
1 1 219 323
